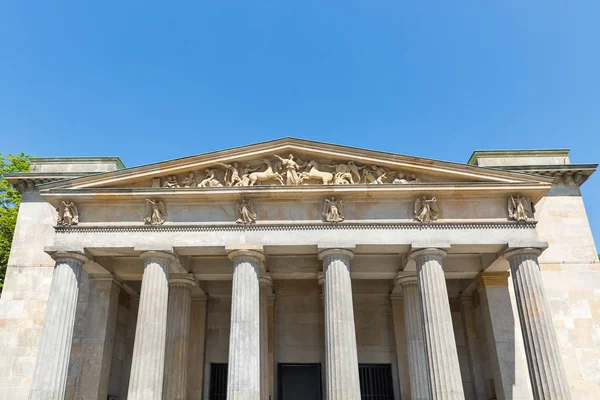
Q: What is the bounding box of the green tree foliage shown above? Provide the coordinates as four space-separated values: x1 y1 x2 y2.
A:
0 153 31 292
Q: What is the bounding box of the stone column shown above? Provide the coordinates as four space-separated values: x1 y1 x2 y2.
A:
227 249 263 400
76 276 122 400
410 248 464 400
475 272 533 400
397 276 431 400
187 296 208 400
120 295 139 398
319 249 361 400
259 274 273 400
127 251 174 400
458 295 487 400
163 274 196 400
504 248 571 399
29 252 87 400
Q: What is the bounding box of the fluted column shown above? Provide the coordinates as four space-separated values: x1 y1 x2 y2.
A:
127 251 174 400
504 248 571 399
227 249 263 400
163 274 196 400
29 252 88 400
319 248 361 400
410 248 464 400
397 276 431 400
259 275 273 400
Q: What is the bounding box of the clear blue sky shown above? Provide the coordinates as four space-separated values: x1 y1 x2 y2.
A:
1 2 599 249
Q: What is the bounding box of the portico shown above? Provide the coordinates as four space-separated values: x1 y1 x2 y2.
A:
3 139 595 400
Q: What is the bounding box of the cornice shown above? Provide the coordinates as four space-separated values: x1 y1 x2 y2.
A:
54 221 537 234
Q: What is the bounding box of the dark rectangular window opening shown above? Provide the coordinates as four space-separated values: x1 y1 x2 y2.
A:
278 363 322 400
359 364 395 400
209 363 228 400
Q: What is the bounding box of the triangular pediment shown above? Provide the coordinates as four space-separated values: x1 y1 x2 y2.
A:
40 138 553 191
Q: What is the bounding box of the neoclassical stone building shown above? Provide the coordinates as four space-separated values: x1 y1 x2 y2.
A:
1 138 598 400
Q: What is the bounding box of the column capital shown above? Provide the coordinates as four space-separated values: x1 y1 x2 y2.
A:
475 272 510 291
395 274 419 287
139 250 177 262
227 248 265 263
502 247 544 261
318 248 354 260
259 274 273 287
409 247 447 261
169 273 196 288
49 251 89 265
317 271 325 285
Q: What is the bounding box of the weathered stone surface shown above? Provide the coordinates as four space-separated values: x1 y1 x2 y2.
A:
127 252 173 400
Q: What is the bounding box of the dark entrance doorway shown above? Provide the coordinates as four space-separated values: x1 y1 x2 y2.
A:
278 363 322 400
359 364 395 400
209 363 227 400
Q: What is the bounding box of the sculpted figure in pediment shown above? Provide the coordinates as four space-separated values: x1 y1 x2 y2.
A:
57 201 79 227
198 169 224 187
325 161 361 184
144 199 167 225
323 197 344 223
236 199 257 224
249 159 284 186
163 175 180 188
300 160 334 185
182 173 196 187
508 195 534 222
274 154 306 185
361 165 391 184
218 162 245 187
394 173 421 184
414 196 439 223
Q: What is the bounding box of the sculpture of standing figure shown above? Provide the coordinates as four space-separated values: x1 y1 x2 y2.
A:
508 195 534 222
414 196 439 223
323 197 345 223
274 154 305 185
144 199 167 225
236 200 257 224
218 162 243 186
57 201 79 226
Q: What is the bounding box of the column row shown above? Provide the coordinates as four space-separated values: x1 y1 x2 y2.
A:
28 246 571 400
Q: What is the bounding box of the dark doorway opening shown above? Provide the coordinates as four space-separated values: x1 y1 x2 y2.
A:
359 364 395 400
209 363 228 400
278 363 322 400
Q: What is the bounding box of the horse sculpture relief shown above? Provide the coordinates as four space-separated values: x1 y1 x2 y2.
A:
249 159 285 186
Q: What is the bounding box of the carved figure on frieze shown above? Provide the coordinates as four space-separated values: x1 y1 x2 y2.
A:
249 159 284 186
322 197 345 223
508 195 534 222
274 154 306 185
325 161 361 184
406 174 421 184
394 173 421 184
163 175 180 188
393 174 408 184
300 160 334 185
414 196 439 223
198 169 224 188
217 162 245 187
144 199 167 225
182 173 196 188
236 199 257 224
57 201 79 227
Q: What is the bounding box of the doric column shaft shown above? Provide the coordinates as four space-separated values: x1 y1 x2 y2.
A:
320 249 361 400
398 277 431 400
227 250 262 400
127 251 174 400
412 248 465 400
458 296 487 400
259 275 273 400
77 277 121 400
29 253 87 400
505 249 571 399
120 295 140 398
163 275 196 400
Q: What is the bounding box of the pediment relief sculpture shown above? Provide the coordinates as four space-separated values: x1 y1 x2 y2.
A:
144 199 167 225
508 195 534 222
158 153 423 188
57 200 79 227
414 196 439 223
323 197 345 223
236 199 257 225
